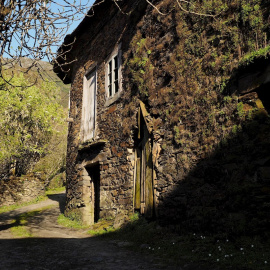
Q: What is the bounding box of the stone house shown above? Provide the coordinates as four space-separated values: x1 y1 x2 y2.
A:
54 0 157 225
54 0 270 235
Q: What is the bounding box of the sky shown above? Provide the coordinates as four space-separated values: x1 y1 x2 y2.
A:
4 0 96 61
46 0 96 57
60 0 96 36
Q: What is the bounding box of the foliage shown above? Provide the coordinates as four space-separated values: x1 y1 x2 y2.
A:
45 175 66 191
239 45 270 67
33 134 67 186
87 218 115 236
126 35 154 97
125 0 269 167
0 73 65 176
57 214 89 229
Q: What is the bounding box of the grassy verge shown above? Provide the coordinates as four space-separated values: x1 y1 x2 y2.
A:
57 213 115 235
102 215 269 270
0 195 48 214
65 213 267 270
57 214 89 230
45 186 65 195
87 218 115 236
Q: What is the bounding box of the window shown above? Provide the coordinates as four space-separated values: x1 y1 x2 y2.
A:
106 45 121 100
81 68 97 142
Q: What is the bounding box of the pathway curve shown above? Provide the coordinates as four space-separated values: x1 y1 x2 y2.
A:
0 192 181 270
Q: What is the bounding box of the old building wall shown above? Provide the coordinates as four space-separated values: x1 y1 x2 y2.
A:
65 0 144 224
120 0 270 236
60 0 270 236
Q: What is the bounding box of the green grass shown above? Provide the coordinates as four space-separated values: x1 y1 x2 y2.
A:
57 214 88 229
45 186 65 195
55 212 269 269
57 213 116 235
87 218 115 236
10 225 33 238
9 206 54 238
0 195 48 214
94 214 269 270
57 212 115 234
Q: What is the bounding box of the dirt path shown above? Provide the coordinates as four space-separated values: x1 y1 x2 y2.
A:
0 193 180 270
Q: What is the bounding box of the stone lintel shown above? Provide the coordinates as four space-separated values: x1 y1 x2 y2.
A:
78 139 107 151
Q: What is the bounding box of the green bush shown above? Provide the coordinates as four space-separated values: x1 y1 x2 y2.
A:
0 72 65 176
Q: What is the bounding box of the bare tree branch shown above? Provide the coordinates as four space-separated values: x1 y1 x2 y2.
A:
145 0 167 15
0 0 217 86
175 0 216 17
0 0 95 84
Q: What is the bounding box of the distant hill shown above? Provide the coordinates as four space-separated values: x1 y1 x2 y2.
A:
3 57 70 108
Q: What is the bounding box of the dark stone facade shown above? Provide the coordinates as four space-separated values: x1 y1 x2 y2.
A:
55 0 270 237
59 0 144 225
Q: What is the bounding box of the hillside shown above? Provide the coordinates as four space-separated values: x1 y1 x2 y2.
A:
3 57 70 108
0 58 68 206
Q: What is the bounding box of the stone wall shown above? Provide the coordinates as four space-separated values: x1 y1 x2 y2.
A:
64 0 142 225
0 174 45 207
62 0 270 236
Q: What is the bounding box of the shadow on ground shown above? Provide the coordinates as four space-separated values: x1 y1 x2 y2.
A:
47 192 66 213
0 236 172 270
0 192 66 232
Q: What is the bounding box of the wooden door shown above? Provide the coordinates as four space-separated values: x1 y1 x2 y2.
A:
134 108 154 218
81 69 96 142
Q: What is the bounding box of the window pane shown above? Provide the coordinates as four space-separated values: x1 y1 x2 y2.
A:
109 60 112 73
108 60 113 96
114 55 118 94
114 79 119 93
109 71 112 84
114 56 118 69
107 53 120 98
114 66 118 81
109 85 112 97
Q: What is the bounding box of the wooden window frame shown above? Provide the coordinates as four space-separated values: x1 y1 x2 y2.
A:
105 44 122 105
80 66 97 142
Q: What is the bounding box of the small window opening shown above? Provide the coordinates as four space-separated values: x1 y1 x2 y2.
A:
106 47 121 99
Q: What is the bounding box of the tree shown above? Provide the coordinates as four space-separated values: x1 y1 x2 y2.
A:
0 0 98 81
0 72 64 178
0 0 215 81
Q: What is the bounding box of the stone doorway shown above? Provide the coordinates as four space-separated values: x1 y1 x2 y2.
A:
85 164 100 223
